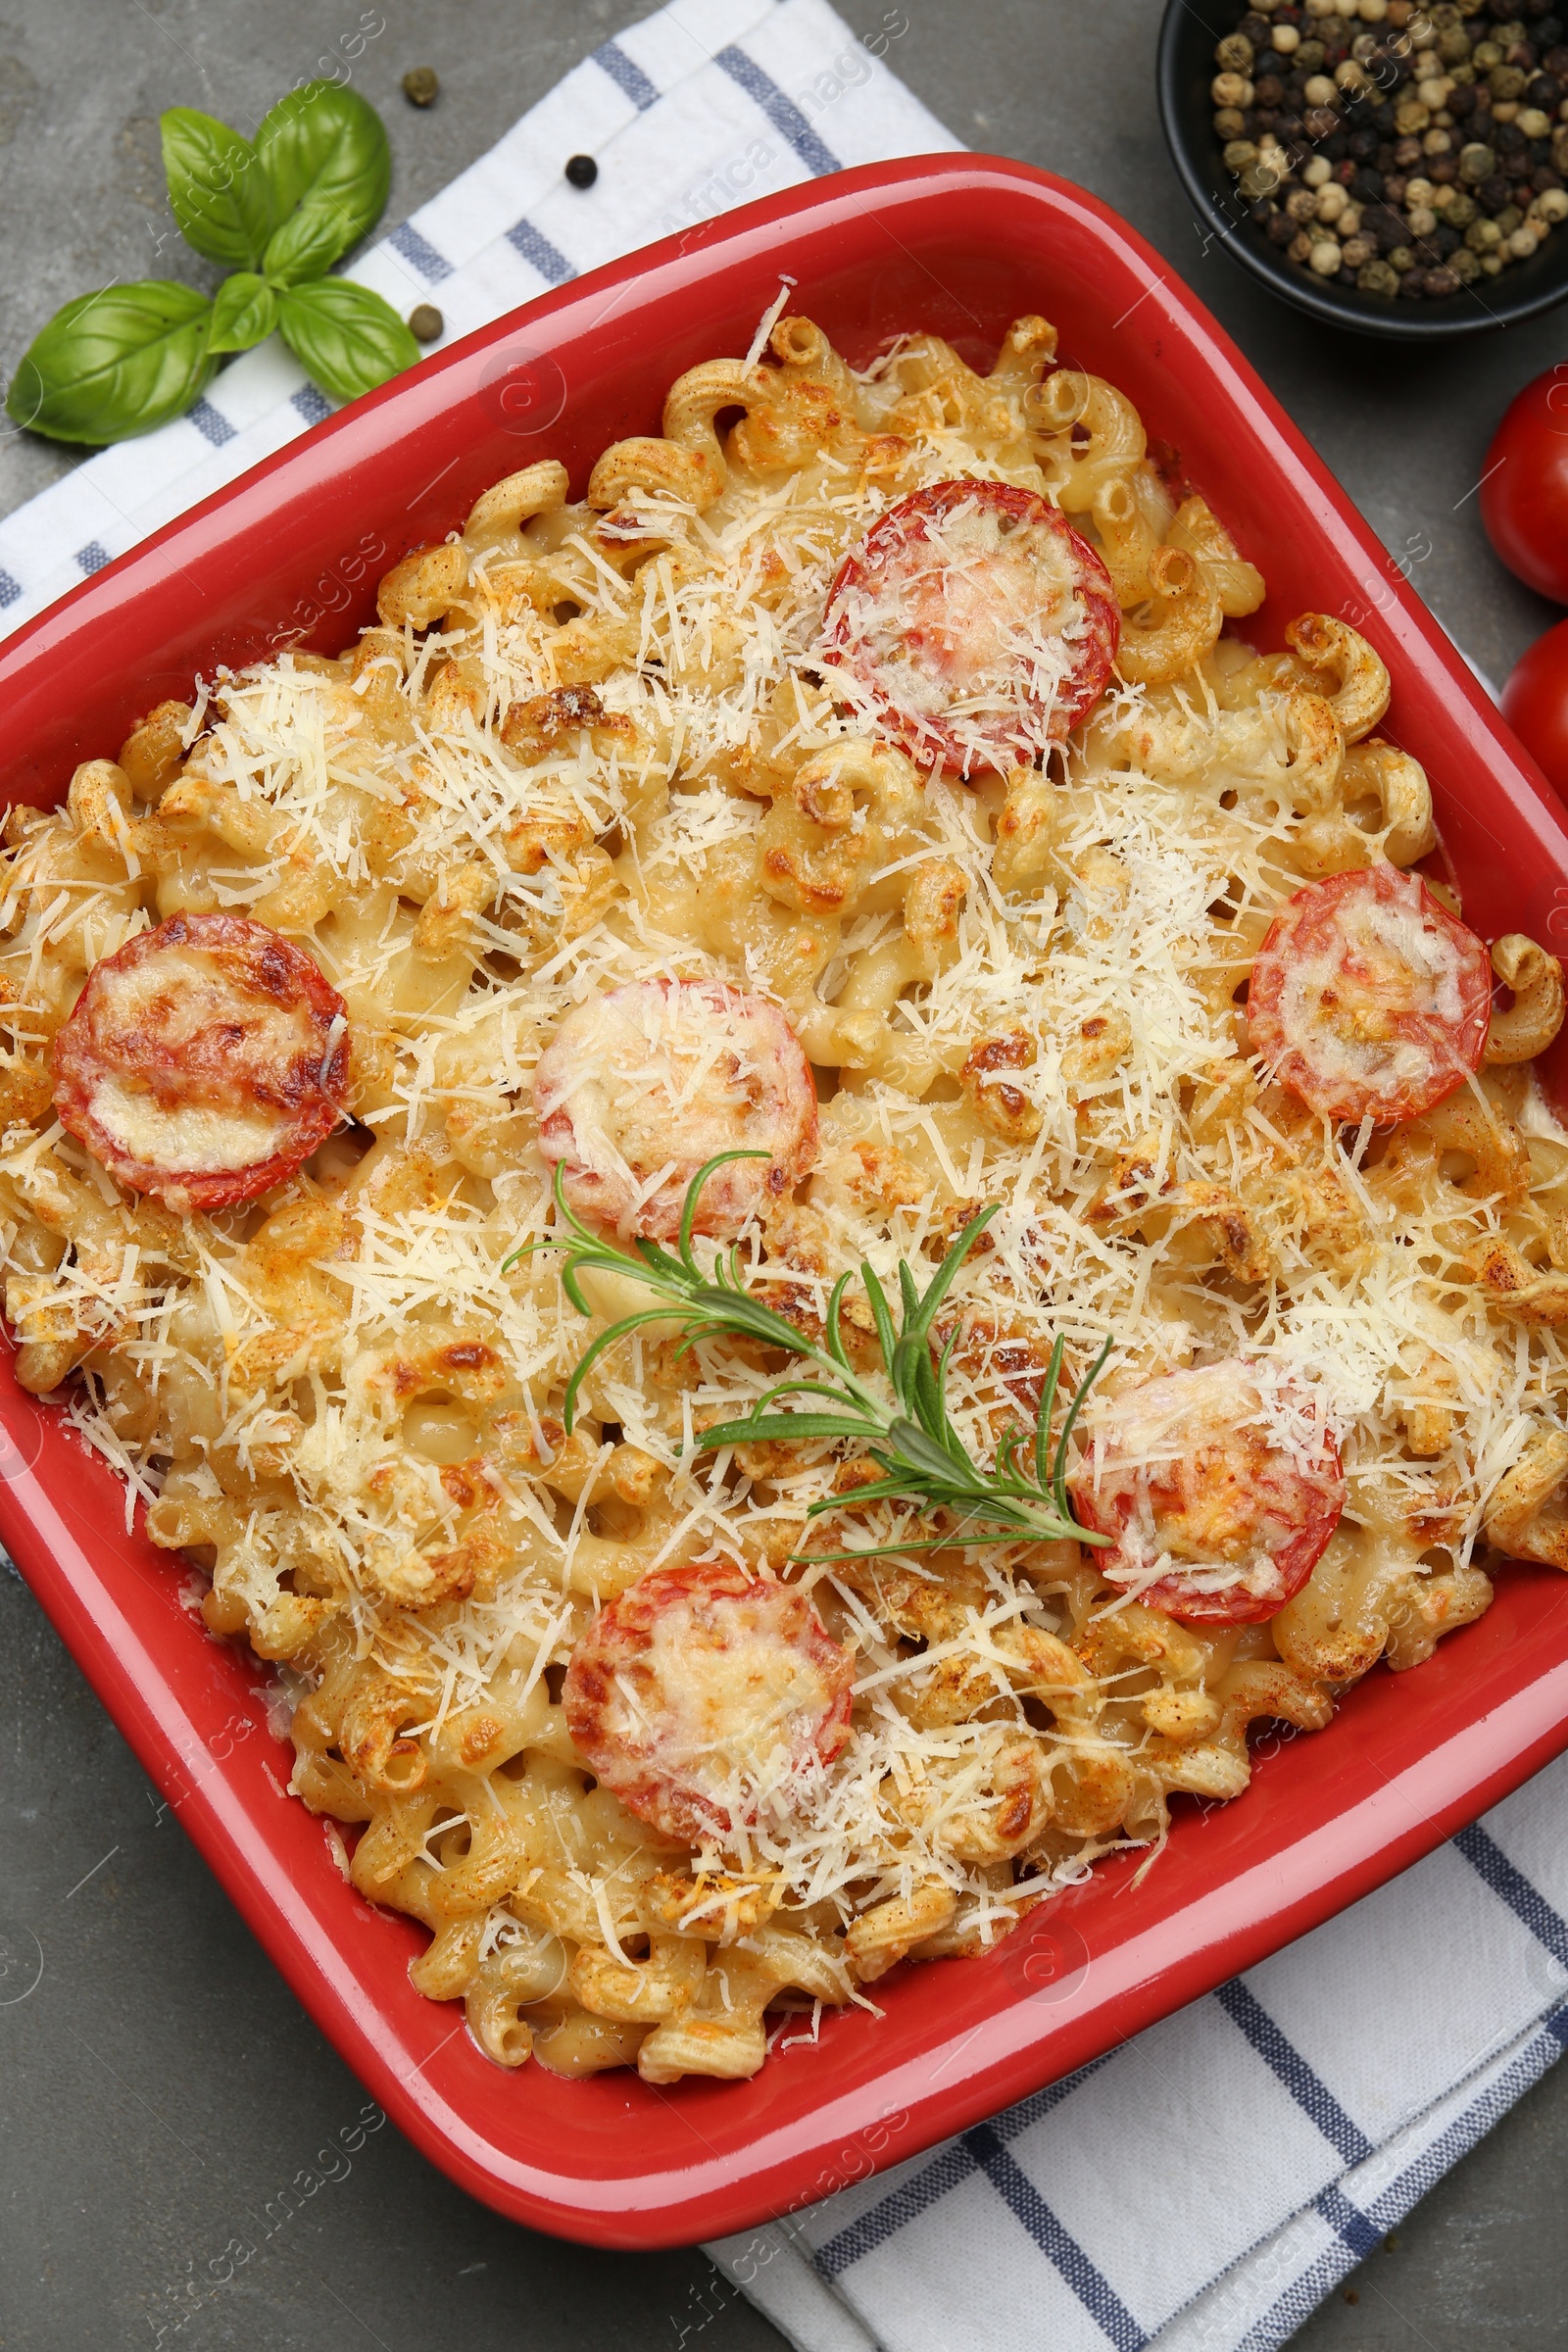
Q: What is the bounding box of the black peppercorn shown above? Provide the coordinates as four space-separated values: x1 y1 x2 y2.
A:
1480 171 1513 203
1267 207 1298 240
1372 101 1399 131
1348 126 1381 157
1321 129 1349 158
1425 265 1462 292
1400 265 1430 292
564 153 599 188
1530 71 1561 99
1254 73 1285 105
1351 166 1387 199
1546 43 1568 71
408 303 443 342
1449 83 1479 114
1434 222 1462 254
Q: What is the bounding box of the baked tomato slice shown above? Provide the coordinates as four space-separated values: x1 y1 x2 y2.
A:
1068 1361 1345 1625
51 911 349 1214
820 478 1119 777
533 978 817 1242
563 1561 855 1844
1248 865 1493 1124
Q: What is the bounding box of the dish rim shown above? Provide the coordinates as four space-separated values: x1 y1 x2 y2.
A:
3 151 1568 2250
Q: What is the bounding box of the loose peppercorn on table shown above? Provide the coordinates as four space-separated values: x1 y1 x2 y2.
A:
4 303 1566 2090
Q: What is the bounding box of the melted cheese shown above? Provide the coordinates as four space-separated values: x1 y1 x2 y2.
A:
87 1074 289 1173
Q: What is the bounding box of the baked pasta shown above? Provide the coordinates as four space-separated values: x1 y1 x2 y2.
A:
3 309 1565 2089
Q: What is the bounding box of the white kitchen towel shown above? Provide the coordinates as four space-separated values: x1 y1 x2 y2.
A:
4 9 1563 2350
0 0 959 638
709 1757 1568 2352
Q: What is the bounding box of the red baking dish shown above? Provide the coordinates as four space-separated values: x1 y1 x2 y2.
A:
4 155 1568 2252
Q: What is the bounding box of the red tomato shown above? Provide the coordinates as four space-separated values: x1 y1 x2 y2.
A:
1247 866 1493 1124
1480 368 1568 605
1067 1362 1345 1625
821 479 1119 777
533 978 818 1242
52 912 348 1214
1502 614 1568 806
563 1562 854 1843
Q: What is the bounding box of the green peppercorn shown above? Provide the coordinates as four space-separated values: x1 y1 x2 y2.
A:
402 65 439 106
1357 258 1401 291
1217 32 1255 69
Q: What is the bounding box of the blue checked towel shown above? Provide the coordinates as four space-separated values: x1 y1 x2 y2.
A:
3 6 1565 2344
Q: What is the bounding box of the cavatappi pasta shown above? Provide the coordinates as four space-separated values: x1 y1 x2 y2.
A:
3 309 1566 2088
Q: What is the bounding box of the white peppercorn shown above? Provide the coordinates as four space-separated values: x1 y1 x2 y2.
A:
1309 238 1344 271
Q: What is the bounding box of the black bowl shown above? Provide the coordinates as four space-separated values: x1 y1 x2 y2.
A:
1156 0 1568 341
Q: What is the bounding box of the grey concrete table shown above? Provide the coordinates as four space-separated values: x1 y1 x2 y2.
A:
3 3 1567 2346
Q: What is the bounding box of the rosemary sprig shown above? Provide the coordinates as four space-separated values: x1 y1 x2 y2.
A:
508 1151 1112 1562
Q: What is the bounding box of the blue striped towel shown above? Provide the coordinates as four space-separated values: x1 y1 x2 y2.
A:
3 9 1564 2345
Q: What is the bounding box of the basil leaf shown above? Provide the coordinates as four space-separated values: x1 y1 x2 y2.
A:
208 271 278 356
276 280 418 407
6 282 215 445
254 81 390 273
160 108 274 270
262 201 352 290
